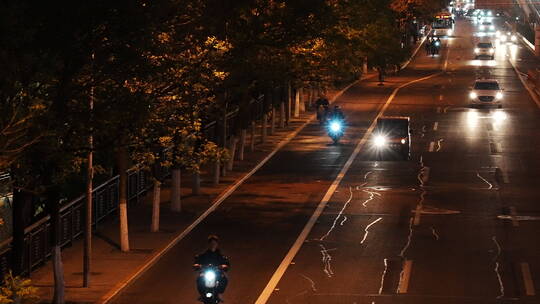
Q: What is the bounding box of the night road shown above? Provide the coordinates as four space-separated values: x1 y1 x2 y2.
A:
108 17 540 304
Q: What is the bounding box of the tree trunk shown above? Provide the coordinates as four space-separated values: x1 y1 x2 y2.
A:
83 137 93 287
294 88 300 118
286 83 292 124
48 191 65 304
239 129 247 161
250 121 256 152
261 114 267 143
151 179 161 232
279 102 285 128
171 167 181 212
227 136 238 171
11 189 33 276
270 107 276 134
116 146 130 252
192 172 201 195
213 161 220 185
299 88 305 112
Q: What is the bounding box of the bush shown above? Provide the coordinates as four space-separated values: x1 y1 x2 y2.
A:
0 272 39 304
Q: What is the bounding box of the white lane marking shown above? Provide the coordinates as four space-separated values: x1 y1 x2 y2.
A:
492 236 505 299
433 122 439 131
413 204 422 226
254 71 444 304
521 262 536 296
436 138 444 152
319 187 354 241
397 260 413 294
319 244 335 278
300 274 317 292
378 259 388 294
439 95 443 101
477 172 494 190
431 226 440 240
510 207 519 227
101 60 364 304
429 141 435 152
362 189 381 207
399 218 414 257
360 217 383 244
339 216 347 226
497 215 540 221
508 55 540 109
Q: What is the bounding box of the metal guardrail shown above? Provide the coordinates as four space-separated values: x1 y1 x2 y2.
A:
0 94 269 278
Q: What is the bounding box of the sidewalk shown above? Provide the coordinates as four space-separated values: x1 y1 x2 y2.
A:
29 82 366 303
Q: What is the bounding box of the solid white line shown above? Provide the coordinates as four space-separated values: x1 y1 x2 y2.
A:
397 260 413 294
433 122 439 131
413 205 422 226
521 262 536 296
439 95 443 101
510 206 519 227
428 141 435 152
101 77 360 304
254 71 443 304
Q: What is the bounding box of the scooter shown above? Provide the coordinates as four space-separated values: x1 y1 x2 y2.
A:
327 119 345 144
317 105 330 125
197 266 223 304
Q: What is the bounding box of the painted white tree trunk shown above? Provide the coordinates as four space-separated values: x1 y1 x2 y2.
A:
192 172 200 195
151 179 161 232
52 246 65 304
213 161 220 185
261 114 267 143
227 136 238 171
239 129 246 160
250 121 256 152
119 199 129 252
171 168 181 212
270 107 276 134
287 83 292 123
279 102 285 128
294 89 300 118
299 88 305 112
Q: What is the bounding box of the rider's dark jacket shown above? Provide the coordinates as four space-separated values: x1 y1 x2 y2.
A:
194 249 230 268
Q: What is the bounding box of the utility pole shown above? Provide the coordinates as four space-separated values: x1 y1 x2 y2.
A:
83 53 94 287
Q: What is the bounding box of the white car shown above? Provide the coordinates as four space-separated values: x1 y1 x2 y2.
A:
469 79 503 108
474 42 495 59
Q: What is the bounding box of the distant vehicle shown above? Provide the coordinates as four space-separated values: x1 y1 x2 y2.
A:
372 117 411 160
433 12 454 30
479 21 495 31
469 79 503 108
474 42 495 59
496 31 517 44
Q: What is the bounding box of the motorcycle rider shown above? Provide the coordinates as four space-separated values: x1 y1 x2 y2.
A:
193 235 230 301
330 105 345 121
434 37 442 54
315 95 330 123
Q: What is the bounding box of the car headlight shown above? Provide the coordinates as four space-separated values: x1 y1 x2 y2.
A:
204 270 216 281
496 30 501 37
489 48 495 54
500 35 507 42
329 121 342 133
480 25 485 30
469 92 477 99
511 35 517 41
496 92 503 99
474 48 480 53
374 135 387 148
490 26 495 30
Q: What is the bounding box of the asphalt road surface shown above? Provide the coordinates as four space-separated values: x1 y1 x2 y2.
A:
110 17 540 304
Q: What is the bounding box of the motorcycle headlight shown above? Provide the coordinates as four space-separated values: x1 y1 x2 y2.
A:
206 292 213 298
374 135 387 148
329 121 342 133
204 270 216 281
469 92 477 99
474 48 480 53
401 138 406 144
496 92 503 99
500 35 507 42
511 35 517 41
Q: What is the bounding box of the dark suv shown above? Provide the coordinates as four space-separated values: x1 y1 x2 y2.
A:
371 117 411 160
